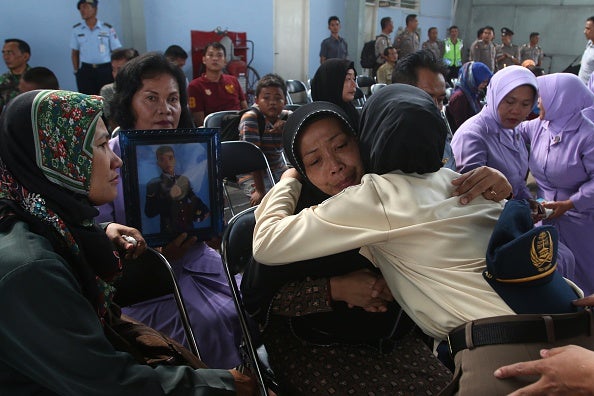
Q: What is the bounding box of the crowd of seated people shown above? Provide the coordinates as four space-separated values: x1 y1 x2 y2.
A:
3 13 594 394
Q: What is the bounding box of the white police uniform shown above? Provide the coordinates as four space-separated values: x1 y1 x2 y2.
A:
70 19 121 94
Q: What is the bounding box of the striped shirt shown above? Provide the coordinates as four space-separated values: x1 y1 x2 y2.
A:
239 107 291 174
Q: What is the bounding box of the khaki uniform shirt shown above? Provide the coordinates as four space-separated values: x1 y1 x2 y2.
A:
394 30 420 60
495 43 520 71
422 40 444 60
519 43 543 66
376 62 394 84
470 40 496 71
375 34 391 64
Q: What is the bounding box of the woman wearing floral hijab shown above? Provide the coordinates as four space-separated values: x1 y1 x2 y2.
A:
518 73 594 295
0 90 252 395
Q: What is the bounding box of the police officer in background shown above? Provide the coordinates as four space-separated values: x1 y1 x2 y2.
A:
495 27 520 71
393 14 420 60
443 25 463 83
70 0 121 95
469 26 496 72
520 32 544 67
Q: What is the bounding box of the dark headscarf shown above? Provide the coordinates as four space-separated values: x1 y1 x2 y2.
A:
0 90 122 322
359 83 447 175
282 101 357 208
242 101 409 346
310 59 360 131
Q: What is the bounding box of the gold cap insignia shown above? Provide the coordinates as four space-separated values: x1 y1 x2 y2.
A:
530 230 554 272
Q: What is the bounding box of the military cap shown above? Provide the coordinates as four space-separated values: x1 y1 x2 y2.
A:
77 0 98 9
501 27 514 36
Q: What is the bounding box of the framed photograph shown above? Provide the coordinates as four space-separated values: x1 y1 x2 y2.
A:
119 128 223 247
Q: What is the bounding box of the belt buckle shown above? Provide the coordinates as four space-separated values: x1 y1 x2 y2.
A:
92 63 99 69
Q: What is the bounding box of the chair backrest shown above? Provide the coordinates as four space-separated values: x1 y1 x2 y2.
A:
221 141 276 181
284 104 301 111
285 79 312 105
222 206 257 275
285 79 307 94
221 206 271 395
356 75 375 88
203 110 239 128
113 247 201 358
352 86 366 108
220 141 276 216
370 83 387 95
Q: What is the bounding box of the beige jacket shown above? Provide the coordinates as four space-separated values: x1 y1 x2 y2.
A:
253 168 514 340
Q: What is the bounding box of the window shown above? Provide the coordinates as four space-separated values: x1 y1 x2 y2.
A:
366 0 419 11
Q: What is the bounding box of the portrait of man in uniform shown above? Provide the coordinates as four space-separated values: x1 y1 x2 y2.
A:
119 128 223 246
143 145 210 235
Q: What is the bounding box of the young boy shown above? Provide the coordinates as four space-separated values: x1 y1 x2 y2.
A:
239 73 292 205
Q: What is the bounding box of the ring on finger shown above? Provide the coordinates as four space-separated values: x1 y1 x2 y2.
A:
489 189 497 196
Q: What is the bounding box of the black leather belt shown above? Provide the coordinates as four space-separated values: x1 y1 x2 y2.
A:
447 311 592 357
81 62 110 69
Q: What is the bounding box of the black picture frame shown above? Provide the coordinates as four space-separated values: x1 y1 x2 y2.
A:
119 128 223 247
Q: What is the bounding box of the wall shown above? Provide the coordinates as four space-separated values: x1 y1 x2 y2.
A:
374 3 452 42
0 0 122 91
142 0 274 82
0 0 455 92
307 0 346 80
454 0 593 73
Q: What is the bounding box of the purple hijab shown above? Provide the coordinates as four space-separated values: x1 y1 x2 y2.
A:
483 65 538 125
537 73 594 134
451 66 537 199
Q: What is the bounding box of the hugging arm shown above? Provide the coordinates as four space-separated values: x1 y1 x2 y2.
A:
452 166 513 204
253 177 390 265
271 270 392 317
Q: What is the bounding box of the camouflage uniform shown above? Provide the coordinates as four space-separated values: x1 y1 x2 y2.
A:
0 64 29 112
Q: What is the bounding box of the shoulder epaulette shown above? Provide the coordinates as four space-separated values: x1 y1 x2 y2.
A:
104 22 112 28
73 22 82 28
